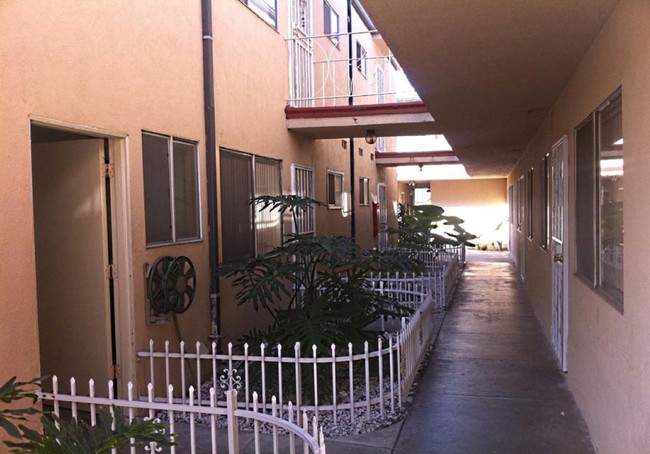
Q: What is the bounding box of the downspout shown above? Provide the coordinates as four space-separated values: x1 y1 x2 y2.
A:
202 0 221 347
347 0 356 239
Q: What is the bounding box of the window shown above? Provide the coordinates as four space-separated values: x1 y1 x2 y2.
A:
575 89 624 305
220 149 282 262
414 187 432 206
517 176 524 231
359 177 370 205
376 67 386 104
527 167 534 239
356 41 367 77
540 154 550 249
142 132 200 246
376 136 385 152
292 164 316 234
508 185 514 225
327 170 344 208
323 0 339 46
241 0 277 28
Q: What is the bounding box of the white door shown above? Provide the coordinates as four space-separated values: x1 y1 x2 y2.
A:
551 135 569 371
32 139 115 395
377 183 388 251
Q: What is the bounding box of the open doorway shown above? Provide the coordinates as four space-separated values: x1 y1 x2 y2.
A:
31 125 118 397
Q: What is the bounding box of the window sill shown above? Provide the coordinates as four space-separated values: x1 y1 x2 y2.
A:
146 237 203 249
328 205 342 210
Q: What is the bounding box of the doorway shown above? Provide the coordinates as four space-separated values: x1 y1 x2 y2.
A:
31 126 118 396
551 135 569 371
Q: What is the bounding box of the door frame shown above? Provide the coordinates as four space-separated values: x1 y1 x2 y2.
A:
29 115 135 395
551 135 570 371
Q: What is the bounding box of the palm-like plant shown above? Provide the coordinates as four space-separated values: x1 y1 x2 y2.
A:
0 376 174 453
222 196 421 354
389 203 476 249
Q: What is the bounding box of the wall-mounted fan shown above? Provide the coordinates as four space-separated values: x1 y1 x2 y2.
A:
147 255 196 314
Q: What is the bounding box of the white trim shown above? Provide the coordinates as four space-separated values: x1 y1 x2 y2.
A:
326 169 344 209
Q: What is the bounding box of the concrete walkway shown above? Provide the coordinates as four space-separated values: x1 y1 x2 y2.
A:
327 251 595 454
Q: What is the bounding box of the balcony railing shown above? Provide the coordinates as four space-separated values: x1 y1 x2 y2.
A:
287 30 420 108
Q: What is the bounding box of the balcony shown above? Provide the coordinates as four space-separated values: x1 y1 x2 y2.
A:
285 29 436 140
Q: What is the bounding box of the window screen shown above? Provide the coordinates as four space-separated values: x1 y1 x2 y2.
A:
220 150 254 262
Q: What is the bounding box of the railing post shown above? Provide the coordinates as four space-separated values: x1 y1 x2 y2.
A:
226 390 240 454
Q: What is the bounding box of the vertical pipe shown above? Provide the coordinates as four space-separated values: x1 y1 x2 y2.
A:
347 0 356 238
201 0 221 349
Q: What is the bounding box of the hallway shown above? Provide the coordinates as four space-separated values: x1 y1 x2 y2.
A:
329 251 595 454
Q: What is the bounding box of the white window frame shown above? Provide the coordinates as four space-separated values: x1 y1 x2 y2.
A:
327 169 344 209
143 131 202 247
323 0 339 46
241 0 278 29
291 163 316 234
356 41 367 77
359 177 370 206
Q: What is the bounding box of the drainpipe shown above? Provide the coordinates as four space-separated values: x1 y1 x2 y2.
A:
347 0 356 239
202 0 221 348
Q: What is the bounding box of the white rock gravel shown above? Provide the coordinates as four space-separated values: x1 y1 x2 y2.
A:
157 341 436 438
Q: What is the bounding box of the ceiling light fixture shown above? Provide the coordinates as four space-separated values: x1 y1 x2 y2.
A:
365 130 377 145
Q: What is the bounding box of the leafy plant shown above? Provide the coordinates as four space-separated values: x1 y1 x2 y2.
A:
0 377 41 440
222 196 420 354
389 203 477 249
0 376 175 453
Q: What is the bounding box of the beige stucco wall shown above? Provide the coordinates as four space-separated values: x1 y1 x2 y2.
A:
0 0 401 417
397 178 508 247
0 0 210 401
212 0 400 344
508 1 650 451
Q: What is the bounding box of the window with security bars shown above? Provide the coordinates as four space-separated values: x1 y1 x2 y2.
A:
220 149 282 262
292 164 316 235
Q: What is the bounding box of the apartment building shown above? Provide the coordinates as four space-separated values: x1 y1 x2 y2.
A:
0 0 427 402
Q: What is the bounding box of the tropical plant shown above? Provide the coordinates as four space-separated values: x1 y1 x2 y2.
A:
222 195 421 354
389 203 477 249
0 376 175 453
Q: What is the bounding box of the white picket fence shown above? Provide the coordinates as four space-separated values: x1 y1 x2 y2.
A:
38 376 325 454
138 281 438 426
135 248 463 437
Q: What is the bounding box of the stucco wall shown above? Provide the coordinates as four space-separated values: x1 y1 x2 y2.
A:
508 1 650 451
0 0 401 414
0 0 210 401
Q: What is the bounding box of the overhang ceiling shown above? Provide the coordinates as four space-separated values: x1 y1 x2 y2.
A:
362 0 618 177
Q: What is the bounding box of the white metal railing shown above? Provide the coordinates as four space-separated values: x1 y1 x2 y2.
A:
38 376 324 454
286 30 419 107
386 245 464 308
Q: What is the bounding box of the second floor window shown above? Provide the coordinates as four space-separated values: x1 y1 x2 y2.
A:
327 170 344 208
241 0 277 29
324 0 339 46
356 42 367 77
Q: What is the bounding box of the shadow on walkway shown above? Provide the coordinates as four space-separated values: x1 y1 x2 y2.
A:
329 250 595 454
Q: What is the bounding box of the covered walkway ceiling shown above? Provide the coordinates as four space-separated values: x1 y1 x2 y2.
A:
362 0 618 177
